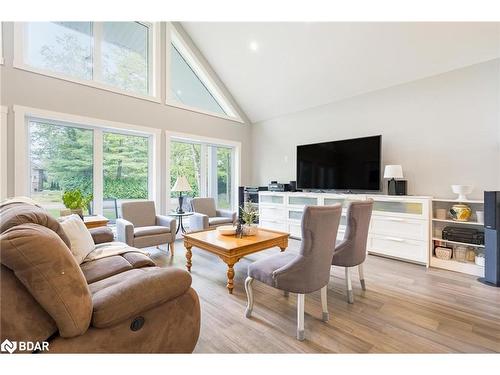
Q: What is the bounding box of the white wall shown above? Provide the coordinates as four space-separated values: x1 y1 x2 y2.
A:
251 59 500 200
0 22 252 206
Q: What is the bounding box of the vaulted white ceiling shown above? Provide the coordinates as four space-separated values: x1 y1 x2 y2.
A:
182 22 500 123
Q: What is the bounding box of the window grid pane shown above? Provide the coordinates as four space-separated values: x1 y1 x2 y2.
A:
25 22 93 81
29 121 94 218
102 132 149 222
170 141 202 202
101 22 149 95
216 146 232 209
170 44 226 116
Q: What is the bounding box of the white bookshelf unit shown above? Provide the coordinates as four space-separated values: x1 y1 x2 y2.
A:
258 191 432 265
430 198 485 277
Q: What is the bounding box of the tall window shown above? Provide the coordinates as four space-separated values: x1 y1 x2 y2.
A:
20 22 155 97
29 120 93 218
103 132 149 221
170 138 235 210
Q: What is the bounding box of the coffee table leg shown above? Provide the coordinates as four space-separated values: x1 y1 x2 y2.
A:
185 245 192 272
226 263 235 294
280 246 286 252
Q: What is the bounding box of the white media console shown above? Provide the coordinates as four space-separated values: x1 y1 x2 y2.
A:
258 191 432 265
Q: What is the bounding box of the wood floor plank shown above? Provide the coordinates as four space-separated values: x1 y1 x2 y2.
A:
148 238 500 353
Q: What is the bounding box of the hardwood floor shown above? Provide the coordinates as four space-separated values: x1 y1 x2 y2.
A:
149 238 500 353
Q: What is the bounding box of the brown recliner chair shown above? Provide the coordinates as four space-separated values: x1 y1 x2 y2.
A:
0 202 200 353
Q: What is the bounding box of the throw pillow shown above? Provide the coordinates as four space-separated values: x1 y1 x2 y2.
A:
59 214 95 264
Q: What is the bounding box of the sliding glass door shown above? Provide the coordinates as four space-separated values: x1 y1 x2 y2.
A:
170 138 235 211
28 117 153 219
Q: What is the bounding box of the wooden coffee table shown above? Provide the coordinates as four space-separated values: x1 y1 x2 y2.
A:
183 228 289 294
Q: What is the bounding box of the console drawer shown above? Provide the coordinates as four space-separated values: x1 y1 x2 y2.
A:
368 234 427 264
259 220 287 232
289 222 302 238
289 223 345 240
370 216 428 241
260 206 286 220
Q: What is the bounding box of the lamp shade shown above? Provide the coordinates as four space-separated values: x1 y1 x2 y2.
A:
383 165 403 179
172 176 192 192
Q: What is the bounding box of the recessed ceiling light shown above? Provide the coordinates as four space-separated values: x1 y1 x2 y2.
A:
249 41 259 52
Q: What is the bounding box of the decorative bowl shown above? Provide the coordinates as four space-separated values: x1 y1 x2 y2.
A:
451 185 473 201
217 225 237 236
449 203 472 222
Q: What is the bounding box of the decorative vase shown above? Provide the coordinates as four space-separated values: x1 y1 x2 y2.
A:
449 203 472 222
242 224 258 236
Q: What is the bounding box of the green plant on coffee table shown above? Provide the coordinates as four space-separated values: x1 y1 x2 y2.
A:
62 189 93 213
240 201 259 225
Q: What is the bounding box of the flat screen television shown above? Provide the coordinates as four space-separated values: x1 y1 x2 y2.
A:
296 135 381 191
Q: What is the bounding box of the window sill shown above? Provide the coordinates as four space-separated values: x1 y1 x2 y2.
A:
13 62 161 104
165 99 245 124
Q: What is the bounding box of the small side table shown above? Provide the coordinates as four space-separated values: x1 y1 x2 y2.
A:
83 215 109 229
168 212 194 234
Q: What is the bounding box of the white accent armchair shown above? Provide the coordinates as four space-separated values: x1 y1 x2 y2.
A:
116 201 176 254
190 197 237 232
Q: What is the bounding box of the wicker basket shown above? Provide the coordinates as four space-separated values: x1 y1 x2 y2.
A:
435 246 452 260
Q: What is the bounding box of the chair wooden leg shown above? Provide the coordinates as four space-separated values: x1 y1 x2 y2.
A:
345 267 354 304
320 286 329 322
169 241 175 256
297 293 305 341
244 277 254 318
358 263 366 291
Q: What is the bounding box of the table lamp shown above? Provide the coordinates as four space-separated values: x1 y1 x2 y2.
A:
383 165 407 195
172 176 192 213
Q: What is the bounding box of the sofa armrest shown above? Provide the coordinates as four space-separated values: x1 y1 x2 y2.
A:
190 213 208 231
216 209 237 224
156 215 176 240
116 218 134 246
89 227 114 244
91 268 192 328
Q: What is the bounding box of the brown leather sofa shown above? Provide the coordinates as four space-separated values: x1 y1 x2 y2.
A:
0 202 200 353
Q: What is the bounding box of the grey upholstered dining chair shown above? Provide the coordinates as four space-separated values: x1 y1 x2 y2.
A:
244 205 342 341
190 197 237 231
116 200 177 254
332 200 373 303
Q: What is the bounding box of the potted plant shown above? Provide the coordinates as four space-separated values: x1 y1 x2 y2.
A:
61 189 93 219
240 201 259 236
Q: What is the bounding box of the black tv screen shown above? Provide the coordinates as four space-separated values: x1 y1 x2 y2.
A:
296 135 381 191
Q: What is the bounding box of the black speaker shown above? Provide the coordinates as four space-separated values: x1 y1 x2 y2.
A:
479 191 500 287
484 191 500 230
